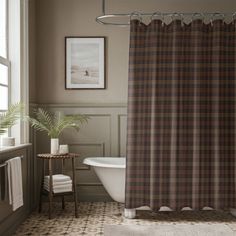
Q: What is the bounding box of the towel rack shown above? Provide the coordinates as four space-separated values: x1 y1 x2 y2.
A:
0 156 24 169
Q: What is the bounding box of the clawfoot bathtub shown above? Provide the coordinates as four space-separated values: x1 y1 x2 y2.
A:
83 157 136 218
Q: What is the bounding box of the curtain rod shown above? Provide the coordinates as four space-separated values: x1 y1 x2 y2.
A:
96 0 236 26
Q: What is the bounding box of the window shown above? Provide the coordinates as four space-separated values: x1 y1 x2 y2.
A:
0 0 10 114
0 0 29 144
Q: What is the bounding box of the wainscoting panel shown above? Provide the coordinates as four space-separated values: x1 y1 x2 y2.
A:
69 142 105 170
118 115 127 157
31 103 127 201
64 142 105 185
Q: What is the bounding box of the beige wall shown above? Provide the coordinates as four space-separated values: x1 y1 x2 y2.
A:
32 0 236 104
29 0 236 200
29 0 36 103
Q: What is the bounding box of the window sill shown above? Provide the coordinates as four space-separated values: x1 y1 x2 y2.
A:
0 143 31 154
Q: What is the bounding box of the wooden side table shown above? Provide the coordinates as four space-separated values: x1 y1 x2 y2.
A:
37 153 79 219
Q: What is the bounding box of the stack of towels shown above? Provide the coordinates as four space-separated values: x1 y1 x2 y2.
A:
44 174 72 193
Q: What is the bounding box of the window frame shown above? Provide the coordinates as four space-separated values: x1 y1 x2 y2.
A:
0 0 10 114
0 0 29 144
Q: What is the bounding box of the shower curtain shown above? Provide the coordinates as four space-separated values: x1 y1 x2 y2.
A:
125 19 236 210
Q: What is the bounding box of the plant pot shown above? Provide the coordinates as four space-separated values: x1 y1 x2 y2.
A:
51 138 59 154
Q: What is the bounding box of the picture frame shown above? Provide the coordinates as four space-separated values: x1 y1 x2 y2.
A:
65 37 106 89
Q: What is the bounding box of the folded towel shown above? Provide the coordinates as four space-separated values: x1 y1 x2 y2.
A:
44 185 72 193
44 186 72 192
44 185 72 190
44 183 72 189
43 180 72 187
6 157 23 211
44 174 71 183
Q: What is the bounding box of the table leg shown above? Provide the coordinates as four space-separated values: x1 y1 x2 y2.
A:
38 159 44 213
49 159 53 219
62 159 64 174
72 157 78 218
61 159 65 210
62 196 65 209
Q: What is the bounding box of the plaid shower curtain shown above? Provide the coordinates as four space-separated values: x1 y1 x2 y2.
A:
125 19 236 210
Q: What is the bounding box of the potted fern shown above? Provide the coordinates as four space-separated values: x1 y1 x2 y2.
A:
28 108 89 154
0 103 24 146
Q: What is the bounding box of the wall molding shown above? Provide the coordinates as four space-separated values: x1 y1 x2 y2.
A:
77 182 102 186
30 102 127 108
118 114 127 157
68 142 105 170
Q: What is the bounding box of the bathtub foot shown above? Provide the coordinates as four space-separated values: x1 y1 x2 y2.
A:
124 208 136 219
230 208 236 217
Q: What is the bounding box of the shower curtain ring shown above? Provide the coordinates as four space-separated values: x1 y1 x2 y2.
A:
180 14 184 26
232 12 236 24
130 11 142 24
191 13 204 23
211 13 225 25
210 15 213 26
151 12 164 24
171 13 184 26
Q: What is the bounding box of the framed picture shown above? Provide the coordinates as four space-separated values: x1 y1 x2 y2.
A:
65 37 106 89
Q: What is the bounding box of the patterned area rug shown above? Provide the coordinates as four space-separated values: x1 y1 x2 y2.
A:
104 224 235 236
14 202 236 236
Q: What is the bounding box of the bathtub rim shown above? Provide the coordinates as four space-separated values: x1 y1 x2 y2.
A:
83 157 126 169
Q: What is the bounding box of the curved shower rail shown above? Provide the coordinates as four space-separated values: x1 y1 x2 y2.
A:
96 0 235 26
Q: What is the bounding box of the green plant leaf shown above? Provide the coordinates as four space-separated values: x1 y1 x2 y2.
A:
0 103 24 135
27 108 89 138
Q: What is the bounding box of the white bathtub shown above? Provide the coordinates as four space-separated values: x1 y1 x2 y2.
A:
83 157 126 203
83 157 172 218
